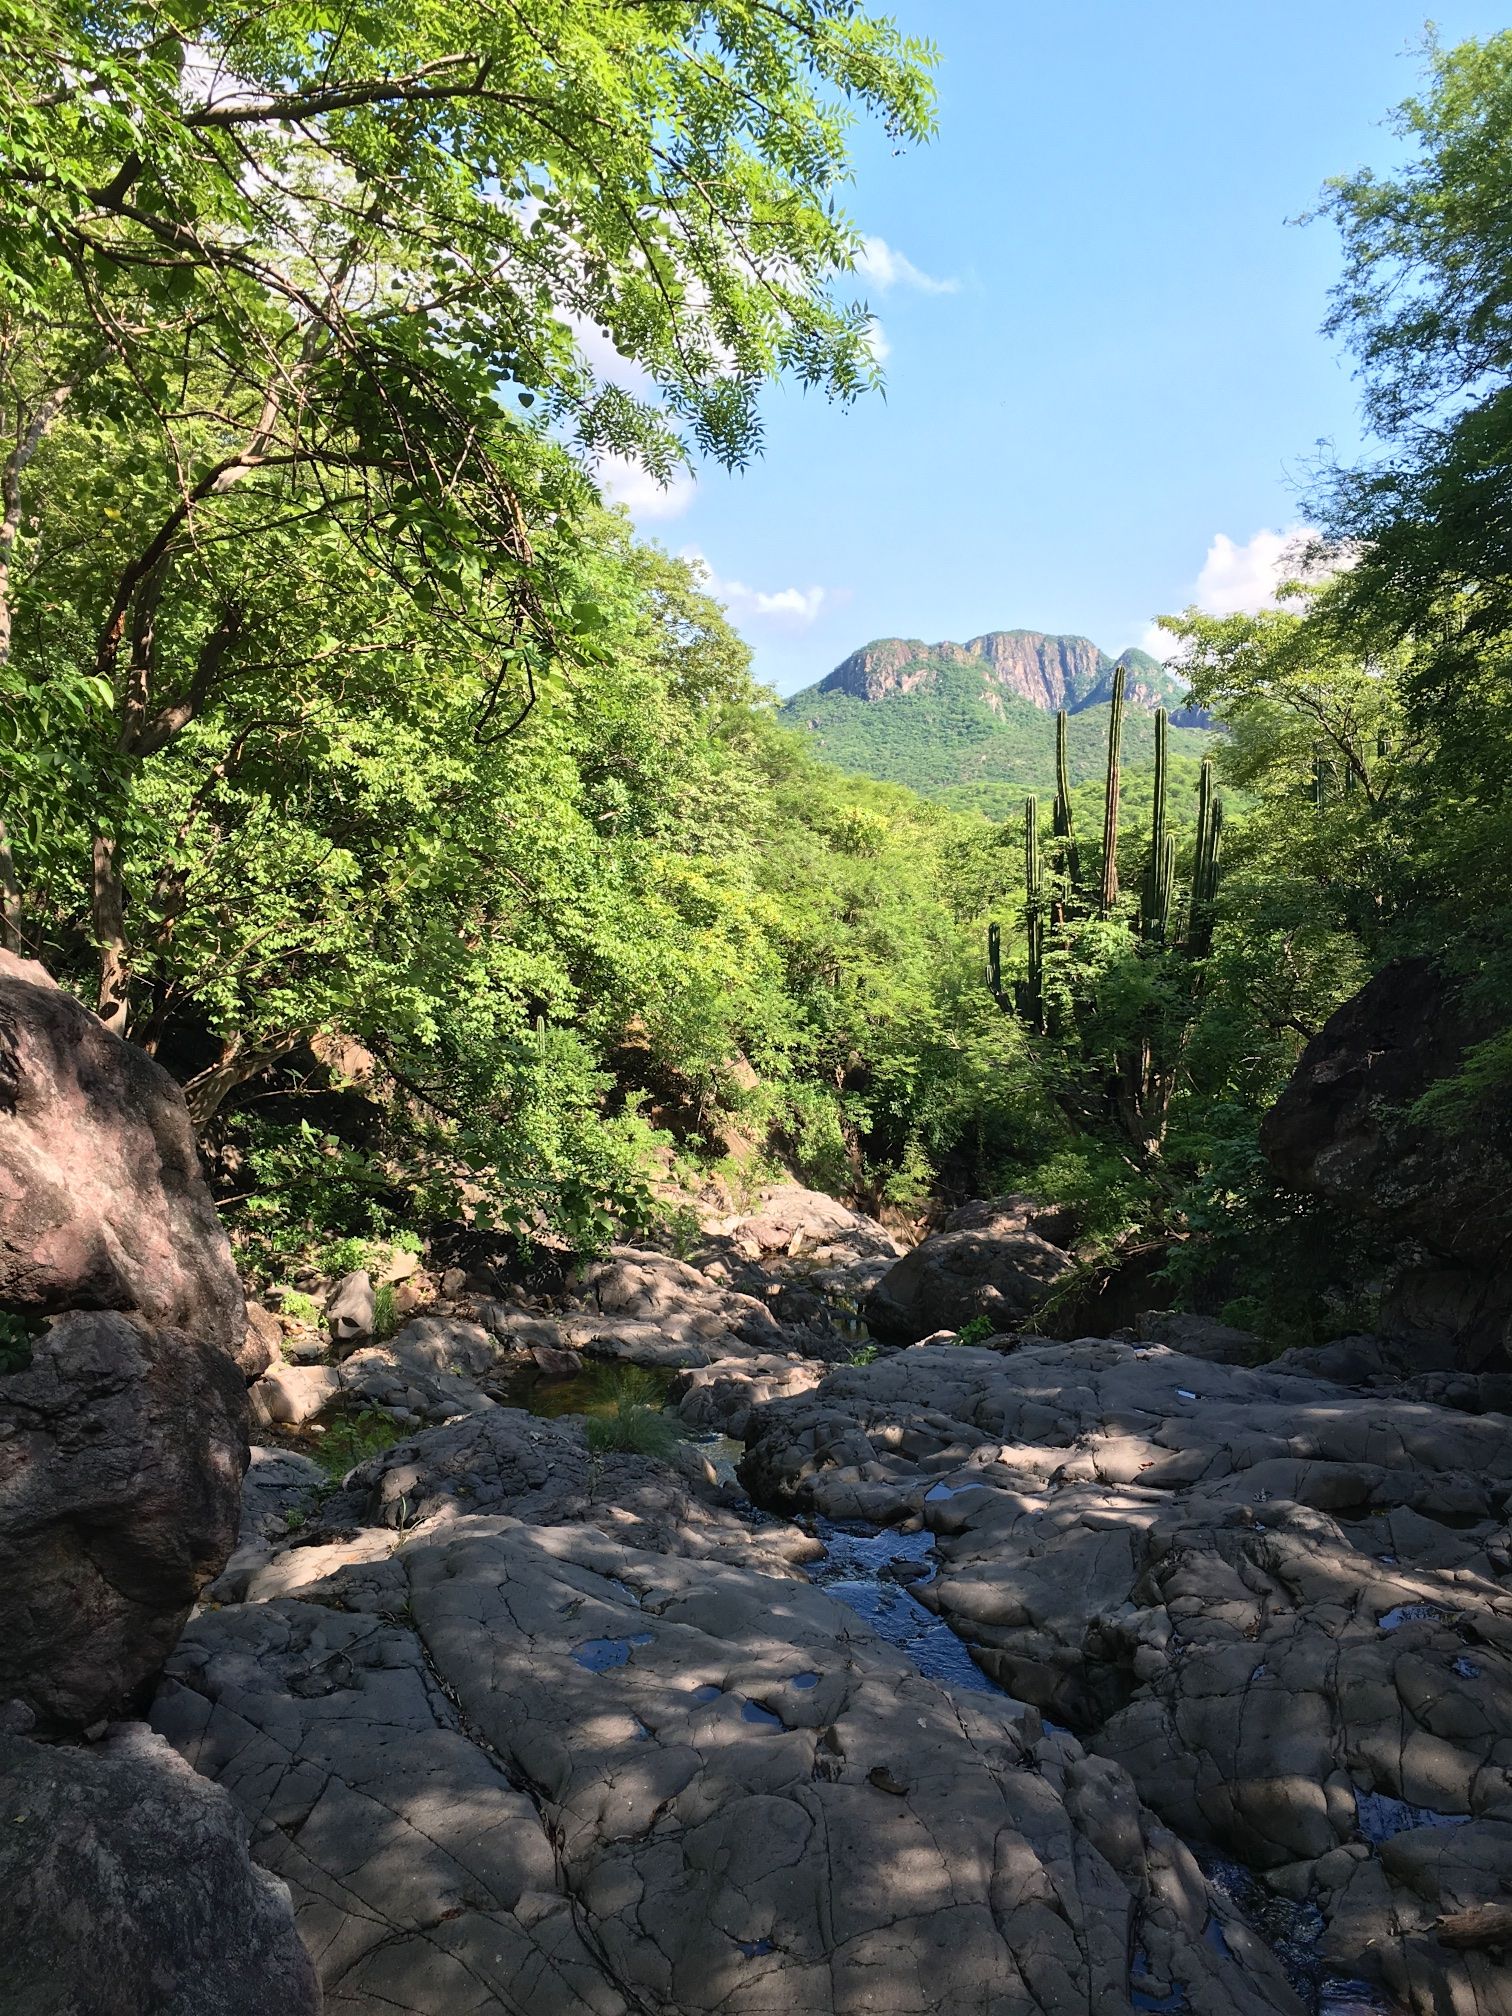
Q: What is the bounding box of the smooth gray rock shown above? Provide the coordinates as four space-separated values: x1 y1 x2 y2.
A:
250 1362 340 1427
154 1513 1303 2016
0 1721 318 2015
740 1338 1512 2015
316 1405 820 1576
1135 1311 1262 1364
674 1352 825 1439
325 1269 375 1348
240 1301 283 1381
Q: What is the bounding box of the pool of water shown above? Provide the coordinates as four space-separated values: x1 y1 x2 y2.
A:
1199 1852 1398 2014
493 1361 677 1420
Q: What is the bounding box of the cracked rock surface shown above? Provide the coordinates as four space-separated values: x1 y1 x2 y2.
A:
740 1338 1512 2016
154 1483 1304 2016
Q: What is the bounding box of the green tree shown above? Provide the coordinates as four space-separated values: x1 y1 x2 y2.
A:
0 0 935 1026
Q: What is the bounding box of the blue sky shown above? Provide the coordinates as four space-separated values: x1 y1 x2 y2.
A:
605 1 1512 696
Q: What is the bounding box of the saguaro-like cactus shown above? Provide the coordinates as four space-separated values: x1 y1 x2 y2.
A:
1140 708 1171 943
1098 665 1125 916
1052 709 1080 895
1021 794 1044 1030
1186 757 1223 956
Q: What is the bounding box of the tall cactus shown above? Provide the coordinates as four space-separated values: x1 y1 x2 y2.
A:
1098 665 1125 917
1052 709 1080 894
1021 794 1044 1030
1140 708 1170 942
1187 758 1223 956
987 920 1003 1005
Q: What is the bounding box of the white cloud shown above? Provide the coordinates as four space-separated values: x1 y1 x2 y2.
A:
1138 524 1339 664
862 318 891 364
559 312 657 396
681 548 829 627
596 453 697 521
1192 525 1318 616
854 235 959 296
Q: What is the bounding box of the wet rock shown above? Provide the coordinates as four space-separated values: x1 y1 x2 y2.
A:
0 952 245 1361
862 1196 1075 1345
0 1722 318 2015
740 1338 1512 2014
326 1268 375 1349
154 1513 1303 2016
0 1310 247 1733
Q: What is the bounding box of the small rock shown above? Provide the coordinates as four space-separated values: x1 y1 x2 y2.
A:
249 1364 340 1427
326 1270 375 1348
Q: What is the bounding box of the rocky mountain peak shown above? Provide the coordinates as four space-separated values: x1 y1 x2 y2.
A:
817 629 1203 722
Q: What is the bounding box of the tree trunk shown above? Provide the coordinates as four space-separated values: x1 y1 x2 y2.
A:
183 1031 301 1131
0 820 21 953
92 832 131 1035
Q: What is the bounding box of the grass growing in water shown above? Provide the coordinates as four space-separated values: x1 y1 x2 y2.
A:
312 1406 410 1478
584 1368 682 1460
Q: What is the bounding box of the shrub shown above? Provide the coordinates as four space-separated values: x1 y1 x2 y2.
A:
0 1312 39 1375
953 1314 996 1347
280 1290 322 1328
371 1282 400 1342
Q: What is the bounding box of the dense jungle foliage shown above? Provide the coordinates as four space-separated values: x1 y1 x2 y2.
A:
3 8 1510 1345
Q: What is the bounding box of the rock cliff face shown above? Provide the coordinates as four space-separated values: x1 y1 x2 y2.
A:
1261 957 1512 1367
819 630 1206 722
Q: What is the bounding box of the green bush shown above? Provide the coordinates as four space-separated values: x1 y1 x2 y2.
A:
280 1290 322 1328
952 1315 997 1347
371 1282 400 1342
0 1312 40 1375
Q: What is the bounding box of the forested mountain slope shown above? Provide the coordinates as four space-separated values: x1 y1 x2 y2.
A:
780 632 1214 813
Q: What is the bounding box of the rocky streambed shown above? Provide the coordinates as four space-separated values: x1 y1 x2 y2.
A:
4 931 1509 2016
133 1185 1509 2016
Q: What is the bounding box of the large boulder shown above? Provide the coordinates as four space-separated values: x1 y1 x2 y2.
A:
0 952 244 1358
0 1311 247 1731
0 955 250 1732
0 1721 319 2015
1261 957 1512 1365
862 1196 1075 1345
